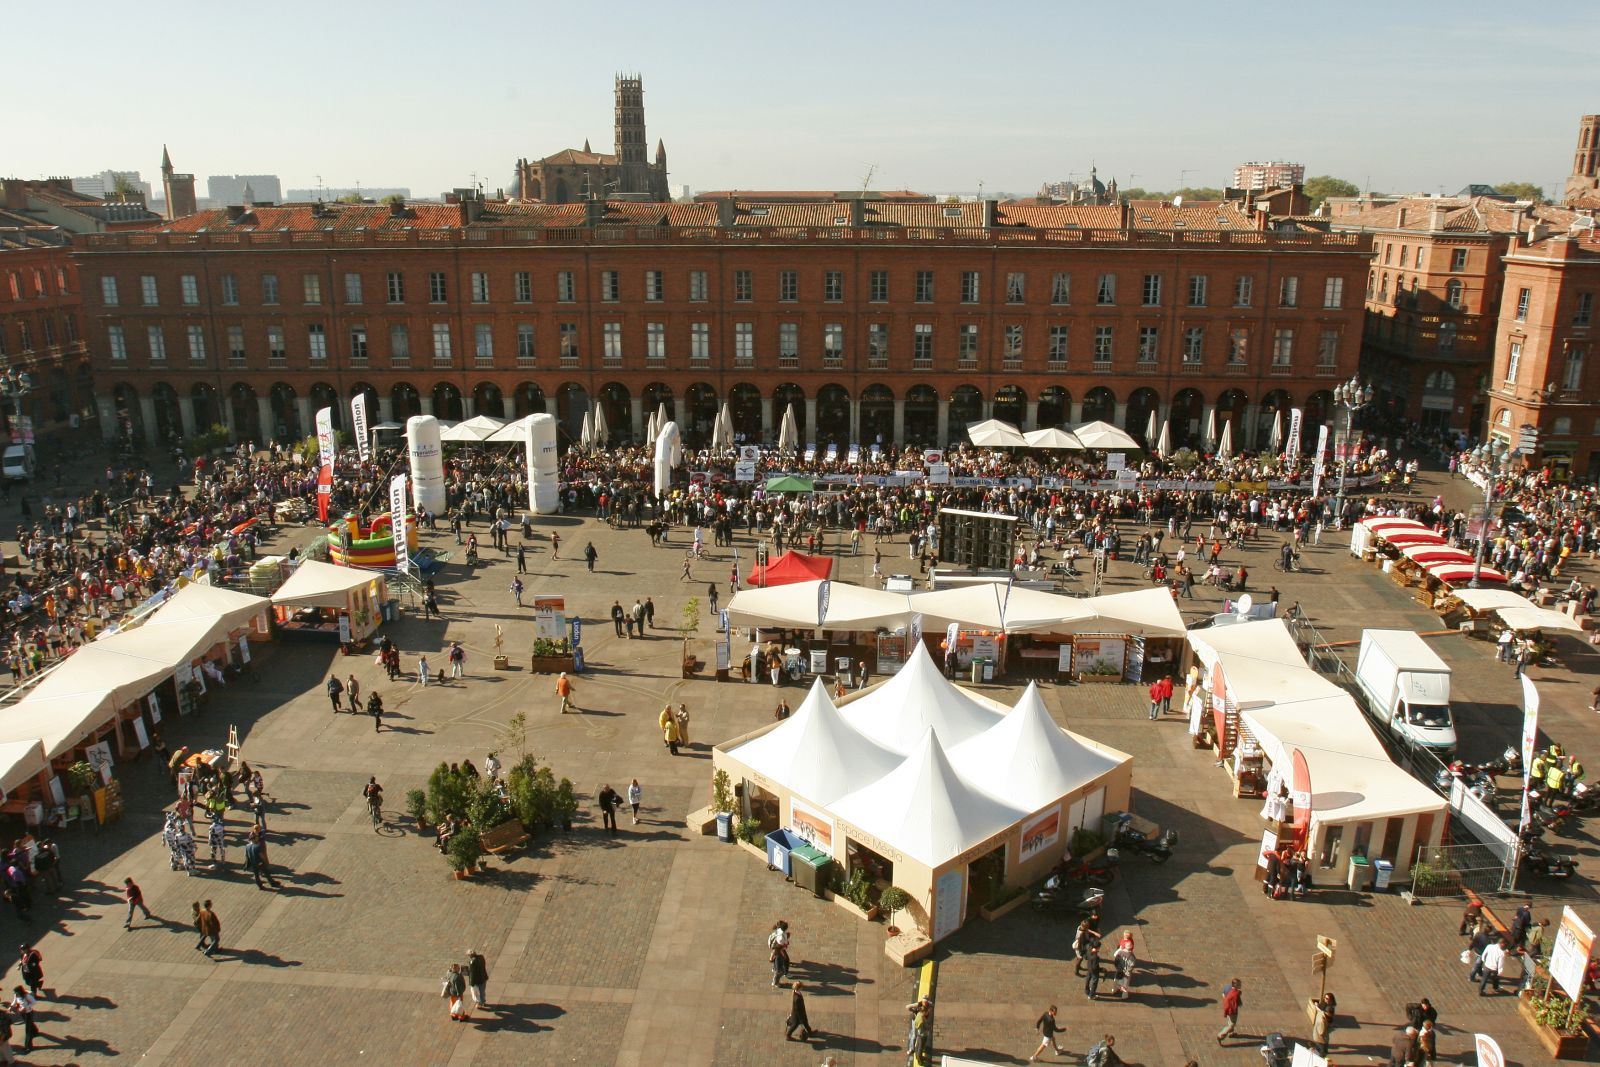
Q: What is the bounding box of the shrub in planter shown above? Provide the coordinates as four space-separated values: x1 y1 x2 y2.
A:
65 761 98 796
555 777 578 831
405 789 428 827
735 817 763 844
466 778 510 831
878 885 911 930
845 867 874 911
1068 827 1106 858
426 762 473 826
711 769 736 815
447 826 483 874
1530 991 1590 1033
507 757 555 830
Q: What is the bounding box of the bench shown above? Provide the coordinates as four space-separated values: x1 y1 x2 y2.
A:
480 819 529 856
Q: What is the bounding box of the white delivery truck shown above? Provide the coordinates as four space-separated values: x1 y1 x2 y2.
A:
0 443 35 483
1354 629 1455 756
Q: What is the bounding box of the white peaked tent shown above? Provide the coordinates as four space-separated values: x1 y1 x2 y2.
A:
950 683 1128 813
724 579 914 631
966 419 1028 448
1022 427 1083 450
839 642 1003 753
831 728 1024 868
439 414 506 442
909 582 1096 633
1070 586 1189 636
271 559 380 609
723 680 900 805
1069 420 1140 450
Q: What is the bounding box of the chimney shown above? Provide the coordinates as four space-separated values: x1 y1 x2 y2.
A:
584 197 606 228
1511 206 1527 233
1429 204 1444 231
1118 202 1132 231
389 199 406 218
2 181 26 212
459 190 485 225
716 197 737 229
982 198 998 228
225 205 245 222
847 198 864 228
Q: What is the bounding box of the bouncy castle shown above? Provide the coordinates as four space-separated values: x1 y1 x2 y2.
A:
326 512 418 568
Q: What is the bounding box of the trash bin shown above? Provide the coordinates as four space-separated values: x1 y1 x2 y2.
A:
970 658 986 685
1373 859 1395 891
715 812 733 843
1346 855 1372 891
792 845 831 897
765 828 804 876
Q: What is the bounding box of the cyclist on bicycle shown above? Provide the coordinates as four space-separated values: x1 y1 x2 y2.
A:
363 777 384 830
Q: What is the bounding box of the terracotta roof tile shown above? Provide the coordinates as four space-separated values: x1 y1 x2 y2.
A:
534 148 619 166
158 203 463 234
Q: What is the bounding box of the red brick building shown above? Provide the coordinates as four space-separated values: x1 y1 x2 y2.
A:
71 195 1369 453
0 210 93 439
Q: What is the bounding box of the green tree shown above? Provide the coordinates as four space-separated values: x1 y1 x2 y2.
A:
1495 181 1545 202
381 193 406 207
1303 176 1360 209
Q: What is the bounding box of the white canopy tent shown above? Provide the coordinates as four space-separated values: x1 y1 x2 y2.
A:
724 579 915 632
909 583 1097 633
439 414 506 442
723 680 901 805
1450 588 1533 612
147 582 267 644
950 683 1127 812
1069 420 1140 450
1022 427 1083 450
271 560 381 609
1072 587 1189 637
0 740 47 798
839 643 1003 753
966 419 1028 448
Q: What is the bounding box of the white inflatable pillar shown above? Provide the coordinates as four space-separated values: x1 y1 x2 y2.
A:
654 420 680 497
406 415 447 515
525 413 560 515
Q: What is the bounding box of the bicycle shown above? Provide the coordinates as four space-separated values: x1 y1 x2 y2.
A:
368 798 384 830
1272 556 1301 573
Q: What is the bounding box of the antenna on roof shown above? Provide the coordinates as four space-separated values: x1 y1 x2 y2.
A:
860 162 877 197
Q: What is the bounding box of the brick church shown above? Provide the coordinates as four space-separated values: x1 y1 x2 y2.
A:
514 75 670 204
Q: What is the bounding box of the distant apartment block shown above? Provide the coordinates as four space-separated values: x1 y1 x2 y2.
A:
1233 161 1305 191
71 170 153 204
284 187 410 203
207 175 283 206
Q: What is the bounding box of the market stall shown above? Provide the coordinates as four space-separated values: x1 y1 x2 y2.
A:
269 559 389 644
724 578 914 677
745 549 834 588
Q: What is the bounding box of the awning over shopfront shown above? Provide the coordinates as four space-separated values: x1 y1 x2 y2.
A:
0 739 47 797
725 579 913 631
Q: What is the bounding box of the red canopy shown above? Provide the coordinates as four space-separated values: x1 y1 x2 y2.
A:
746 550 834 587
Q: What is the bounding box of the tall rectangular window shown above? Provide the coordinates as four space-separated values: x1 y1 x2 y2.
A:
432 322 451 361
824 323 844 363
180 274 199 305
187 324 207 361
645 270 663 302
870 270 888 303
1318 329 1339 367
1279 275 1299 308
824 271 843 302
1564 346 1586 390
517 324 535 365
308 323 328 361
389 324 410 363
470 272 490 303
868 323 888 364
1322 276 1344 309
147 325 166 360
1005 323 1024 359
108 324 127 360
1450 248 1468 272
690 322 709 362
1093 326 1113 361
386 271 404 303
1272 327 1294 366
1048 325 1068 364
557 271 575 302
689 270 708 302
959 324 979 362
559 323 578 361
1137 326 1159 362
1141 274 1162 306
1006 272 1026 304
220 273 238 305
646 322 665 361
349 326 368 362
1234 275 1253 306
227 325 246 363
1188 275 1208 306
100 276 119 306
1228 329 1248 363
344 272 363 304
514 271 532 303
734 270 753 302
778 270 798 302
474 323 494 362
779 322 799 362
1515 287 1531 321
261 273 279 305
734 322 753 363
267 326 286 362
303 273 322 305
1575 292 1594 327
603 322 623 361
914 323 934 363
428 272 447 303
1051 273 1070 305
915 271 934 303
1096 274 1116 305
140 275 158 305
961 271 980 304
1505 341 1522 383
1183 326 1204 362
601 270 619 302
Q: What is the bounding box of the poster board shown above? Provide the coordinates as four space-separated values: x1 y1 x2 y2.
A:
132 718 149 749
85 740 114 784
1550 906 1595 999
715 639 731 670
876 634 906 675
1124 635 1146 684
808 649 828 675
1019 804 1062 860
933 867 965 941
1073 636 1126 677
788 795 836 857
1057 643 1073 674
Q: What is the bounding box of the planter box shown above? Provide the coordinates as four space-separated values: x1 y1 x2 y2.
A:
979 891 1029 922
493 655 510 670
1518 996 1591 1059
687 805 719 837
1078 673 1122 684
529 655 576 674
737 838 767 862
885 931 934 967
832 895 881 922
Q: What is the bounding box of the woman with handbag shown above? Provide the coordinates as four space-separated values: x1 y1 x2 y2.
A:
441 963 468 1021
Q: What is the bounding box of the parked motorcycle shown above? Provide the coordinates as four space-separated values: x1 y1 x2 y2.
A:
1116 825 1179 864
1053 849 1121 887
1528 788 1574 831
1031 880 1105 918
1519 828 1575 880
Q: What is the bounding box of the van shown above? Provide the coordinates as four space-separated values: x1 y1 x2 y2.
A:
1354 629 1455 756
1 443 35 483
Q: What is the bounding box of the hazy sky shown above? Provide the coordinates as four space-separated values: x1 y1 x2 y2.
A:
12 0 1597 199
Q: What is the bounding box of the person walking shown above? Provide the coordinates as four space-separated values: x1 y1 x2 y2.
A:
122 877 152 929
442 962 468 1021
244 833 281 890
1478 938 1508 995
417 654 430 687
346 674 360 713
1389 1026 1419 1067
551 532 560 560
466 949 490 1010
785 981 813 1042
197 900 220 956
597 784 620 835
1083 940 1103 999
660 705 681 755
516 544 527 574
326 675 344 713
1147 678 1162 720
250 791 268 831
611 601 626 637
708 583 720 615
583 541 597 572
676 703 692 747
448 642 465 681
1085 1034 1123 1067
627 778 642 824
556 672 575 713
17 947 43 1001
7 987 36 1052
644 596 656 629
1030 1005 1064 1061
767 921 791 987
510 576 524 606
368 692 384 732
1417 1018 1437 1064
1217 978 1243 1043
1113 936 1136 998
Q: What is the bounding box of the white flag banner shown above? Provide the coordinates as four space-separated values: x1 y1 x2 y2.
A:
351 394 371 463
316 407 336 474
1285 408 1303 460
1314 422 1329 462
389 474 411 575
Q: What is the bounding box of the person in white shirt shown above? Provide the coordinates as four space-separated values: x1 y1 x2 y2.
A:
1478 939 1508 995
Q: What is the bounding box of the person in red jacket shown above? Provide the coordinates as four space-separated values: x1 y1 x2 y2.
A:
1148 680 1163 721
1217 978 1243 1043
1158 675 1175 715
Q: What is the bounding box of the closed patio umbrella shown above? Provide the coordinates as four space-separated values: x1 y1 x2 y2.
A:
1205 407 1217 447
592 403 609 446
1156 421 1171 459
1270 410 1283 450
717 401 734 448
779 403 800 452
1145 410 1157 446
1217 420 1233 461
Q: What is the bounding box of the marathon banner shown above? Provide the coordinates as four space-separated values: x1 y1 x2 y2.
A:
351 394 371 463
315 407 336 474
1284 408 1303 460
1314 422 1329 463
390 473 411 574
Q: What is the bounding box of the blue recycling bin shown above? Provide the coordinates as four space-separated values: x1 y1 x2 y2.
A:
765 828 805 876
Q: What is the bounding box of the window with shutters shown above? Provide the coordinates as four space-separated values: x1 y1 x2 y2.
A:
559 323 578 363
914 323 934 365
915 271 934 303
428 272 447 303
868 323 888 366
1183 327 1204 363
344 272 363 304
735 322 753 365
557 271 575 302
1228 329 1248 363
824 271 843 302
778 270 797 302
647 322 666 363
349 326 368 364
1093 326 1113 362
1051 273 1070 305
1233 275 1253 306
870 270 888 303
140 275 158 305
1318 329 1339 367
734 270 752 302
1137 326 1158 363
1142 274 1162 306
824 323 844 365
1188 275 1208 307
514 271 532 303
101 276 119 306
958 324 979 365
645 270 663 302
471 272 490 303
600 271 619 302
1007 272 1026 304
603 322 622 363
690 322 709 363
689 270 708 302
227 326 245 364
961 271 980 304
1278 275 1299 307
1272 328 1294 366
1048 325 1068 365
303 273 322 305
516 324 535 366
386 272 404 303
779 322 799 366
1322 277 1343 309
261 273 279 305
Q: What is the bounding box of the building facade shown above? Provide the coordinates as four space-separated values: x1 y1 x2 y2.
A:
71 198 1368 454
514 77 669 204
1564 114 1599 208
0 216 94 437
207 175 284 208
1233 162 1305 192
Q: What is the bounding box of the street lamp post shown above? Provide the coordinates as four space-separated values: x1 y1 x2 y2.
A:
1331 377 1370 529
1468 440 1506 588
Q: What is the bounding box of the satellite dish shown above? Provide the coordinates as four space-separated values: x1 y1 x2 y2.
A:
1235 593 1253 616
1173 195 1184 208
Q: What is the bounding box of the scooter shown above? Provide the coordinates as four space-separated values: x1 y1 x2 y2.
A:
1116 825 1179 864
1030 880 1105 918
1520 829 1575 880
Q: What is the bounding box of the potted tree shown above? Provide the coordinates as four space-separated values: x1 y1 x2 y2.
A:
405 789 429 830
447 825 483 879
555 778 578 833
680 597 701 678
879 886 912 936
529 637 576 675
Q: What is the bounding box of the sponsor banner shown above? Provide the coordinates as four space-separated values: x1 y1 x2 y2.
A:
316 407 336 474
389 474 410 574
351 393 371 463
1285 408 1303 459
1020 804 1062 859
789 795 835 856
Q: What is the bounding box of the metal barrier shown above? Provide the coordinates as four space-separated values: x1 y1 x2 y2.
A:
1410 841 1515 899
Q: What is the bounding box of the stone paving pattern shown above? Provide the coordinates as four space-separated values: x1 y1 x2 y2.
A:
3 457 1596 1064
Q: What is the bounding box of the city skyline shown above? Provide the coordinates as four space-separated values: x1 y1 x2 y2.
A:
7 0 1596 201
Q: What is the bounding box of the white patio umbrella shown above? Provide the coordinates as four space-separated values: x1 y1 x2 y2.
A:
1205 407 1217 447
716 401 734 448
1022 427 1083 450
966 418 1028 448
645 408 659 444
1145 410 1158 446
579 410 593 451
1068 420 1140 450
710 407 727 450
1217 420 1234 461
592 403 609 446
655 402 670 439
779 403 800 452
1270 410 1283 450
1156 421 1171 459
